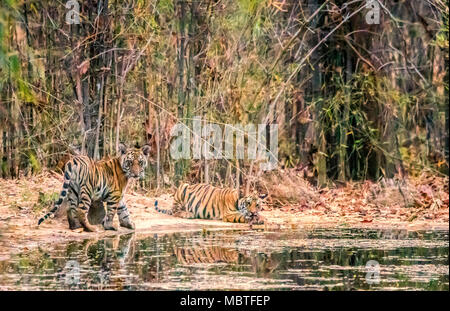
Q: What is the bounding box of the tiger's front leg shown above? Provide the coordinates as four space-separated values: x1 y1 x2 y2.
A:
117 200 135 230
222 211 247 223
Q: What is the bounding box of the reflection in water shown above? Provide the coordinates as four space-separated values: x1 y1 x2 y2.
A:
0 228 448 290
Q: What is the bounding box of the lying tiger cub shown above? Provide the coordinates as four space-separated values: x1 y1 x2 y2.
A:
155 183 267 224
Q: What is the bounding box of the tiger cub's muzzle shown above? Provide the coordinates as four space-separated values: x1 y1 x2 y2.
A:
242 210 259 221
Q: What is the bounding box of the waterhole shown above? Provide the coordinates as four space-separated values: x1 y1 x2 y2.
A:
0 228 447 290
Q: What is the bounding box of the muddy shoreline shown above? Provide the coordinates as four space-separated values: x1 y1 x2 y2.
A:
1 201 448 262
0 172 448 261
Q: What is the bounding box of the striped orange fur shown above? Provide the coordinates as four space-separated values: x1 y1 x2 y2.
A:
38 143 151 231
155 183 266 224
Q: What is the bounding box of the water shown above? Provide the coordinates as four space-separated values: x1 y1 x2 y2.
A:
0 228 448 290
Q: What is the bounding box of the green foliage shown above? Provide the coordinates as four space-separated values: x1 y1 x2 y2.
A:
156 0 175 15
0 0 447 183
0 158 7 176
238 0 264 15
33 191 59 213
28 152 41 174
8 54 20 75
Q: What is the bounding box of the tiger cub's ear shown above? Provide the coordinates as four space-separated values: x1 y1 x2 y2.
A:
251 190 267 200
141 144 151 156
118 143 127 155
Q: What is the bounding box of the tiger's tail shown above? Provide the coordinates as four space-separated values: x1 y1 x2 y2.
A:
154 200 173 215
38 161 73 225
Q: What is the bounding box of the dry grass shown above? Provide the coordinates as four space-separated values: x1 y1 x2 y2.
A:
257 168 449 224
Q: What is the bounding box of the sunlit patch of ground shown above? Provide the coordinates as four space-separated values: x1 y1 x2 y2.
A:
0 171 448 261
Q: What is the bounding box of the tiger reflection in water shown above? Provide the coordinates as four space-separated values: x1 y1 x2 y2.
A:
172 244 240 265
62 233 136 289
69 233 280 282
168 233 281 274
59 233 282 289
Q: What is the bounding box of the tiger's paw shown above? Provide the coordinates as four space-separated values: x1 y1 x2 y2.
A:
68 214 82 230
120 221 135 230
103 223 118 231
84 225 100 232
249 215 265 226
68 222 82 230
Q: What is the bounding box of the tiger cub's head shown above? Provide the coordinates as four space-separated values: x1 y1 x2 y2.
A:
237 192 268 221
118 143 151 178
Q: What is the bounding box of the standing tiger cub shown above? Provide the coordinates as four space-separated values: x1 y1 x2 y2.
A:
38 143 151 232
155 183 267 224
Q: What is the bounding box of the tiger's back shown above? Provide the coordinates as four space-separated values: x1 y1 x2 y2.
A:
66 155 128 202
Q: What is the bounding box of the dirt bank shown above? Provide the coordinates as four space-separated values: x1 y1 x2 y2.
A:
0 171 448 261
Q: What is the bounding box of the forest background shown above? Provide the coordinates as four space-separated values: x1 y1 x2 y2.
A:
0 0 448 194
